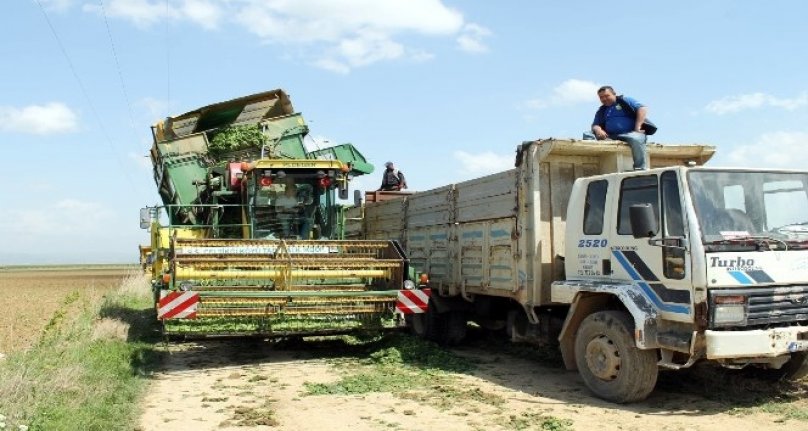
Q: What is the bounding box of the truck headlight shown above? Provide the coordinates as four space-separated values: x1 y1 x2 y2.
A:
403 280 415 290
713 295 747 326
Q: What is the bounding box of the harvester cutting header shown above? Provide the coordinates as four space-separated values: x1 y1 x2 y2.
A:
139 89 425 336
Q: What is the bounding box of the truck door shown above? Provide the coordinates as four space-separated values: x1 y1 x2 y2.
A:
609 171 692 322
573 179 613 279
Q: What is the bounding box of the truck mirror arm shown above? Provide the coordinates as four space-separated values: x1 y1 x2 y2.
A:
647 236 689 250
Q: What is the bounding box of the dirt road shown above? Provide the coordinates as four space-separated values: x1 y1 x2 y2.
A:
138 335 807 431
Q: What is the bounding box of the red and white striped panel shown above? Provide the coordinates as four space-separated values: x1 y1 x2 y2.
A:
157 290 199 320
396 288 431 314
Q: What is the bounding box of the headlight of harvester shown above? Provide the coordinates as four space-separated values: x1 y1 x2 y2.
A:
403 280 415 290
712 295 747 326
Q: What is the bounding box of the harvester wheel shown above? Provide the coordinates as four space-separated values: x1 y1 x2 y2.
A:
574 311 658 403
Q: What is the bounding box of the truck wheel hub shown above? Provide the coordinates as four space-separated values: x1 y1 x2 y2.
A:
585 335 620 381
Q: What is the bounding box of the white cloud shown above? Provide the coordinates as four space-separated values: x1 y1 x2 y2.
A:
456 23 491 53
40 0 74 11
0 102 79 135
83 0 222 29
0 199 115 236
83 0 166 27
236 0 464 72
524 79 601 110
705 92 808 115
725 131 808 169
234 0 463 43
88 0 475 73
314 31 439 71
454 150 514 177
334 30 405 67
180 0 222 30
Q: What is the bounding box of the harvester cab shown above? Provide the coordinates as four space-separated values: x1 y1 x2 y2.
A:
139 89 425 337
234 161 349 240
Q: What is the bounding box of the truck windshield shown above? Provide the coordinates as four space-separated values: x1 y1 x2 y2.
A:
688 170 808 249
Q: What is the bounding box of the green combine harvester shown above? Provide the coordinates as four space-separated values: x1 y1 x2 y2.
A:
138 89 420 336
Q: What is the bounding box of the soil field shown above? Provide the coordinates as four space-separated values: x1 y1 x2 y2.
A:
139 335 808 431
0 266 135 354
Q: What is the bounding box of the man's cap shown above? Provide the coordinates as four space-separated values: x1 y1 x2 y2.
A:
384 161 393 167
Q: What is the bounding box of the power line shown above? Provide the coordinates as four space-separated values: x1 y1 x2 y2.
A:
32 0 141 193
165 0 171 116
99 0 140 145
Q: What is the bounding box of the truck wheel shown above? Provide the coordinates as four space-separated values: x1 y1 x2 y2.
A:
407 313 428 338
442 311 467 346
407 301 444 342
574 310 658 403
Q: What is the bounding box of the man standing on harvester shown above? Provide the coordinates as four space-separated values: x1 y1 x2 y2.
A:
378 161 408 191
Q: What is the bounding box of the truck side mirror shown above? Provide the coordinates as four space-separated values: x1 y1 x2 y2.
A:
353 190 362 208
139 208 151 229
339 187 349 200
629 204 658 238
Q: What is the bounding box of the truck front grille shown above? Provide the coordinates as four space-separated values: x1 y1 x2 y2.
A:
711 285 808 327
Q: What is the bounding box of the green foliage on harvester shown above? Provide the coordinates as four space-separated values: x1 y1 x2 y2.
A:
208 124 267 156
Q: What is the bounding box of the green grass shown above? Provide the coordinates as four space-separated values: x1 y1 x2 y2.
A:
0 274 161 431
503 411 574 431
303 334 475 396
302 334 511 414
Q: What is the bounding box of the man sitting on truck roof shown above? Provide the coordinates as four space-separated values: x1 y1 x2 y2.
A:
584 86 650 170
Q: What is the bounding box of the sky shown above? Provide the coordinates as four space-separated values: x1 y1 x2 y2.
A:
2 0 807 264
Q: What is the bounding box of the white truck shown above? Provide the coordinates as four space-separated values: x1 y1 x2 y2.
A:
346 139 808 403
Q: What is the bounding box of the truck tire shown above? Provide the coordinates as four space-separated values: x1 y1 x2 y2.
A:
442 311 467 346
574 310 658 403
407 302 444 342
407 313 429 338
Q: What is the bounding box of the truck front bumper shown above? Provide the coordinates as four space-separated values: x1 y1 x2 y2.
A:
706 327 808 359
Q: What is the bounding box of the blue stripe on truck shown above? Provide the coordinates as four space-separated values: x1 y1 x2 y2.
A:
611 250 690 315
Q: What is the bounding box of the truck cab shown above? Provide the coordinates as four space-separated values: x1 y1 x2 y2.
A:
554 166 808 399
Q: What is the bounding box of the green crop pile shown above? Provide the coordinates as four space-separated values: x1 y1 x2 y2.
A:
163 315 393 336
304 334 475 396
208 124 267 156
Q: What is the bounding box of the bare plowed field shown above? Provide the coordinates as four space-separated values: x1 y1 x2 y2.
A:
0 266 133 354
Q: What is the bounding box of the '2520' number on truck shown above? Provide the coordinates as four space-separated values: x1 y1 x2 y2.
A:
578 239 608 248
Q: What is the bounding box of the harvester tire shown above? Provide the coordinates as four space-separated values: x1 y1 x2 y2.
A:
574 310 658 403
